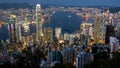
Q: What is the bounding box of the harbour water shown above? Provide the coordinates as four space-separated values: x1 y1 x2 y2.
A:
0 11 84 41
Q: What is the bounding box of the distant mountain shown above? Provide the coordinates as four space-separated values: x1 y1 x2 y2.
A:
109 7 120 13
0 3 33 9
0 3 120 13
0 0 120 7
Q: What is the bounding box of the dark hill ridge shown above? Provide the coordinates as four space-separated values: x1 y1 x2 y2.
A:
0 3 120 13
0 3 33 9
109 7 120 13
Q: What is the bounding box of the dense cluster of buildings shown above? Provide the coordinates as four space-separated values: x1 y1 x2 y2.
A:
0 4 120 68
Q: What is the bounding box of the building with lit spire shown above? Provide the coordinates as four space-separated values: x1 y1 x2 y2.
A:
36 4 43 41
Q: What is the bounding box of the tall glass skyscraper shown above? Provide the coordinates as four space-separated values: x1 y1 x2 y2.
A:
36 4 43 40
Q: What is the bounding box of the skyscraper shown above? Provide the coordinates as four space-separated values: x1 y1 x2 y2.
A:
36 4 43 40
80 22 92 36
55 27 61 39
15 18 22 42
76 52 94 68
80 22 92 46
43 27 53 43
105 25 115 44
8 15 17 43
116 20 120 41
64 33 70 41
110 36 119 53
93 16 105 44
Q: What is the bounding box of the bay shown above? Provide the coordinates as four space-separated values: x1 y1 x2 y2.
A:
0 11 83 41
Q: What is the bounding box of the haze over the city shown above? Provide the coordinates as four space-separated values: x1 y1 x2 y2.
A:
0 0 120 6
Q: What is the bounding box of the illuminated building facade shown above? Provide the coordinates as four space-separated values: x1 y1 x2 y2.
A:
8 15 17 43
64 33 70 41
80 22 92 46
15 19 22 42
43 27 53 43
36 4 43 40
55 27 61 39
80 22 92 36
116 20 120 41
93 16 103 44
110 36 119 53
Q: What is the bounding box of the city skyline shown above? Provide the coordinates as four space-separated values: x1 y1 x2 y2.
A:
0 0 120 7
0 2 120 68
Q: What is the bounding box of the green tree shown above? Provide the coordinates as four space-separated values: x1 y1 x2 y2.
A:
84 52 120 68
15 47 45 68
52 62 76 68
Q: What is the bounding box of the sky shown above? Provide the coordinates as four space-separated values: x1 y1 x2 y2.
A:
0 0 120 6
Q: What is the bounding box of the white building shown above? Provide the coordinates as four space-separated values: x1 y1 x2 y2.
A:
80 22 92 36
24 25 29 33
69 34 76 45
64 33 70 40
116 20 120 33
36 4 43 38
69 34 76 40
55 27 61 39
89 26 93 38
16 20 22 42
110 36 119 53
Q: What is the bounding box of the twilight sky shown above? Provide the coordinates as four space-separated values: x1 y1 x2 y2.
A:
0 0 120 6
